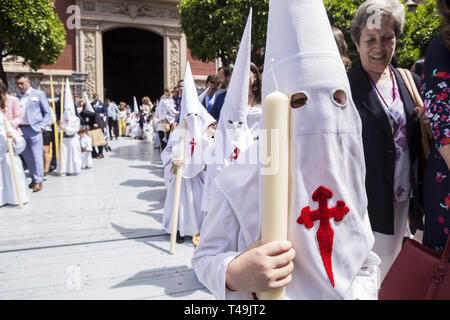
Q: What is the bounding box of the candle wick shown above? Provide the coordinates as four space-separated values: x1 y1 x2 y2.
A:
270 59 279 92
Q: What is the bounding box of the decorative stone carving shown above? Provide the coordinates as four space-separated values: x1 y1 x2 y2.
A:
83 31 97 96
75 1 188 98
127 2 139 18
72 72 89 99
83 1 96 12
81 19 99 30
169 37 180 88
166 27 182 37
169 10 179 20
140 5 165 19
98 1 167 19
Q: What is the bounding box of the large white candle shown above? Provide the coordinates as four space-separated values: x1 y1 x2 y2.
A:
260 90 290 300
169 120 187 254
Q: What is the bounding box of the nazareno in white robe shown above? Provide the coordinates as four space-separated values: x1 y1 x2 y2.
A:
130 114 141 139
200 105 262 214
1 127 30 206
143 121 154 144
192 142 380 300
192 0 380 300
57 116 82 175
161 130 208 237
125 117 132 137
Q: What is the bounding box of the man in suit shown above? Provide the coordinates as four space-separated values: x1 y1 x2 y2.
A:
91 93 107 124
91 93 107 158
15 74 52 192
208 65 233 121
107 100 120 140
172 80 183 128
173 80 183 112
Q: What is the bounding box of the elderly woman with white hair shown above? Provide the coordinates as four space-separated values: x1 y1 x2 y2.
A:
347 0 423 281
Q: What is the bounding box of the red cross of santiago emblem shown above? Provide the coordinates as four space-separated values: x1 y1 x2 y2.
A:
297 186 349 288
189 138 197 157
229 147 240 163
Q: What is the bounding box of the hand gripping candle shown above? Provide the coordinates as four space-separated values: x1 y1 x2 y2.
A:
260 62 290 300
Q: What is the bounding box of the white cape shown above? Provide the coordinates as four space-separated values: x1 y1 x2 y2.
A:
161 137 205 237
1 132 30 206
57 117 82 175
192 142 380 300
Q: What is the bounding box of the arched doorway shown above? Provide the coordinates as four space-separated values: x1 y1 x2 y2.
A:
102 27 163 106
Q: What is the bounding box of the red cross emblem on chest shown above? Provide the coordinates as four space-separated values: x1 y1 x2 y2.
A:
189 138 197 157
297 186 349 288
229 147 240 162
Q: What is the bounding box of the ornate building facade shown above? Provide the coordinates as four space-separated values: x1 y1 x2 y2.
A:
3 0 216 104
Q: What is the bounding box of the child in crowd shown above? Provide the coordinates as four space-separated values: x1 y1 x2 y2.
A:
79 126 93 169
143 115 155 144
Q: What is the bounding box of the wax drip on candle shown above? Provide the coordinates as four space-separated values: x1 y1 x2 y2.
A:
270 58 279 92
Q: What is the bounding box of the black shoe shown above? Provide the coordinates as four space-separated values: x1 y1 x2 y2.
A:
176 231 185 244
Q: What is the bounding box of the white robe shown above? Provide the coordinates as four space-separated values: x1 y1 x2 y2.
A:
159 97 178 124
143 121 154 144
130 116 140 138
0 125 6 206
125 117 132 137
201 105 262 214
57 117 82 175
161 137 205 237
192 143 380 300
80 134 93 169
1 132 30 206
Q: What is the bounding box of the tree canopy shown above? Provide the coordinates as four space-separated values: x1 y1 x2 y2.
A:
0 0 66 84
179 0 269 67
179 0 443 70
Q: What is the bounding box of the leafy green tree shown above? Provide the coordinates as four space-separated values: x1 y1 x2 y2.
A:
179 0 442 70
397 1 442 69
0 0 66 86
323 0 362 66
178 0 269 67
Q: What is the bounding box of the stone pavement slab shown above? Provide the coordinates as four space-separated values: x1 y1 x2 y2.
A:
0 138 213 300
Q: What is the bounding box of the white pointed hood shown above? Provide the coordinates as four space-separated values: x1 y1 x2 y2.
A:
210 9 254 176
63 78 76 120
170 62 211 179
84 92 94 113
259 0 375 299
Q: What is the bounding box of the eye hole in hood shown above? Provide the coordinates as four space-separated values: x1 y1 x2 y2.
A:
332 89 347 108
290 92 309 109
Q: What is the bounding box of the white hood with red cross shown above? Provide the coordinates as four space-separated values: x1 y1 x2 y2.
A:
213 0 379 299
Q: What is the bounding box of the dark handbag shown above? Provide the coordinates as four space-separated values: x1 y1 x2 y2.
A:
379 236 450 300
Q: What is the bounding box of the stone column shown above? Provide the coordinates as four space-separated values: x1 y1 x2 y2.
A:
79 20 102 100
165 27 184 90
